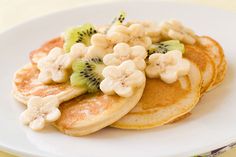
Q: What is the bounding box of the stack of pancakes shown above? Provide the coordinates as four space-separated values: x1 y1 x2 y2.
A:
13 35 227 136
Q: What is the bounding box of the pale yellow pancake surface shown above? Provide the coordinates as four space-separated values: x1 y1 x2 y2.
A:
112 62 202 129
13 64 86 104
54 84 146 136
197 36 227 90
184 43 216 93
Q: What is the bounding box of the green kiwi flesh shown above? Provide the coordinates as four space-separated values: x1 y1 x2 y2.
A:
147 40 185 56
63 23 97 52
105 11 126 33
70 57 105 93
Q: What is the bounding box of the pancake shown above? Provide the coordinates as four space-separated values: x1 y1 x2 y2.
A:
26 35 225 132
111 62 201 129
184 44 216 93
30 37 63 65
54 83 145 136
168 112 191 124
13 64 86 105
214 58 227 87
197 36 227 90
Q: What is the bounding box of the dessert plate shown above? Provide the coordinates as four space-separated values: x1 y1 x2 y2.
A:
0 1 236 157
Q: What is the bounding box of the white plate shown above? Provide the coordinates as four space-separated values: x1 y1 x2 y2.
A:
0 1 236 157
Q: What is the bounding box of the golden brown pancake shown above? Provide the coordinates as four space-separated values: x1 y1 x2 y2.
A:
24 35 226 133
168 112 192 124
214 58 227 86
197 36 227 89
111 62 202 129
13 64 86 104
30 37 63 65
54 84 145 136
184 44 216 93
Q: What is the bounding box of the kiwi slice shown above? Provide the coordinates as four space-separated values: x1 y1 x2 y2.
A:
63 23 97 52
113 11 126 24
147 40 185 56
105 11 126 33
70 57 105 93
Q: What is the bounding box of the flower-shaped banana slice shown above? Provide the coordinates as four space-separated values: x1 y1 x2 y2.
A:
128 36 152 49
107 25 130 44
100 60 145 97
20 95 61 131
128 24 145 38
160 19 196 44
37 47 64 83
37 47 64 71
127 20 161 42
85 33 113 58
91 33 110 49
106 24 152 48
103 43 147 70
145 50 190 84
70 43 88 59
37 44 87 84
49 53 73 82
127 24 152 49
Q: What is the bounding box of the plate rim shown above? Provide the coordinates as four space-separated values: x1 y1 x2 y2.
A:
1 1 236 157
